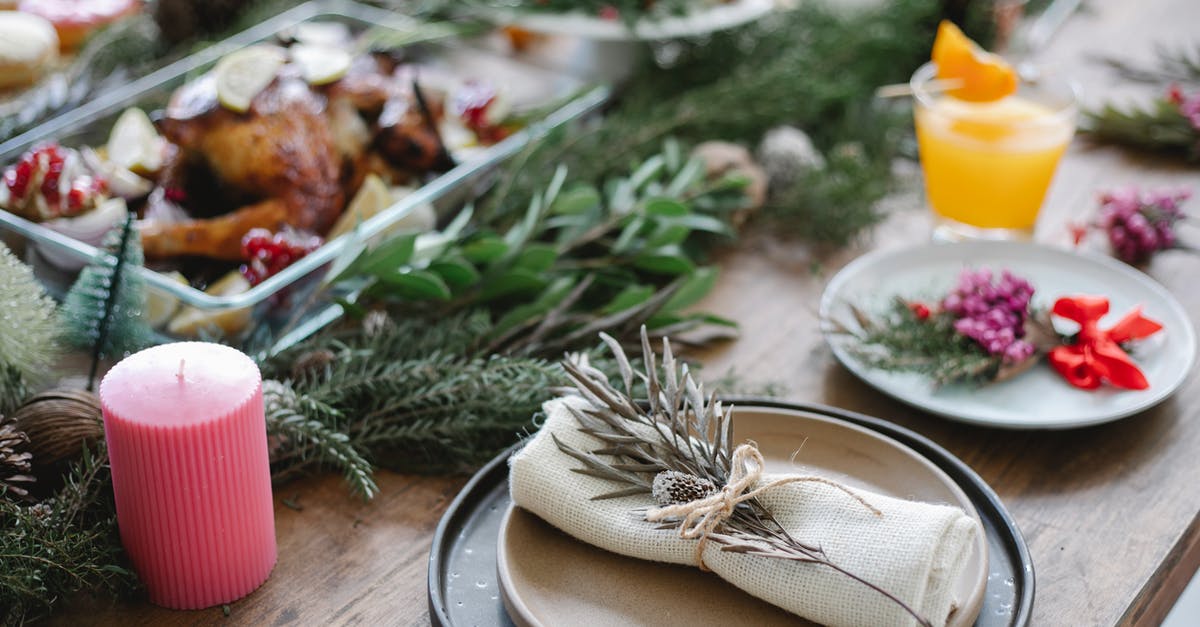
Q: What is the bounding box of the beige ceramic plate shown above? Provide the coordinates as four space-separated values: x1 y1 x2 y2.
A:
497 406 988 627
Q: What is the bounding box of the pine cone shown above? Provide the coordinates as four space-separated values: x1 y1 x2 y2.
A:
0 417 34 498
291 349 336 381
10 388 103 472
652 470 716 506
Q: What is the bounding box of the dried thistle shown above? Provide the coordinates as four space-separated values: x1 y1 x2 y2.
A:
554 328 931 626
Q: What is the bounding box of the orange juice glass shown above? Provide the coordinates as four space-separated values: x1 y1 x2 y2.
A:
911 62 1077 240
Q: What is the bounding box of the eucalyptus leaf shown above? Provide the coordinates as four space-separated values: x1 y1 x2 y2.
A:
601 284 656 314
480 268 548 301
665 156 704 197
360 233 418 276
644 197 690 217
633 247 695 275
551 185 602 215
515 244 558 273
461 236 508 263
429 256 482 288
646 223 691 247
662 267 718 312
377 269 452 300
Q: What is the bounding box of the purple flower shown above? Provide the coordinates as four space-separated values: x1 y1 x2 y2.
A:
1098 185 1191 263
942 268 1037 364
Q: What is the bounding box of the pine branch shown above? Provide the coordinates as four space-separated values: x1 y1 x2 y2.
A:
0 445 136 624
1084 100 1199 160
263 380 378 499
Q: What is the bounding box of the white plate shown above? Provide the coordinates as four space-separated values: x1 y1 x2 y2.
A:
819 242 1196 429
479 0 773 41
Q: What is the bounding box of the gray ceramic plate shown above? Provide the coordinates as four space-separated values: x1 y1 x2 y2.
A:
428 400 1034 627
820 242 1196 429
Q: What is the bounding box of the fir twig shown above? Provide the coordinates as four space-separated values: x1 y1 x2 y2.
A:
0 444 136 624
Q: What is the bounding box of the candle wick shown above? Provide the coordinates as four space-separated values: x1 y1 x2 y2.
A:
177 358 186 381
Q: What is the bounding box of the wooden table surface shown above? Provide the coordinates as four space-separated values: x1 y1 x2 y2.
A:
51 0 1200 625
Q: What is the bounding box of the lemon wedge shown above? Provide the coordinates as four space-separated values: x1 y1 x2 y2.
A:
327 174 392 240
166 271 253 338
290 44 352 86
214 45 287 113
107 108 163 175
143 271 188 328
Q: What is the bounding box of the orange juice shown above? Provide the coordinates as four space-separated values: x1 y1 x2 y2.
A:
915 95 1073 231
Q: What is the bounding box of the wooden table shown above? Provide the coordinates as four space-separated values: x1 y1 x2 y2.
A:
51 0 1200 624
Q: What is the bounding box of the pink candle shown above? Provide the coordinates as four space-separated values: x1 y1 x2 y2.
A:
99 342 276 609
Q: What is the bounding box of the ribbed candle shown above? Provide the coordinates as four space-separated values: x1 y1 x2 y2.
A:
99 342 276 609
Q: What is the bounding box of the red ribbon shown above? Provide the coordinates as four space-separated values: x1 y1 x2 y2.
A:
1047 296 1163 390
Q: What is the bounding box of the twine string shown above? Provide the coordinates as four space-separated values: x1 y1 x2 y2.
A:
645 443 882 571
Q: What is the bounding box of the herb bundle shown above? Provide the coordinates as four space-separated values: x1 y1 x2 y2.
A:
548 328 932 626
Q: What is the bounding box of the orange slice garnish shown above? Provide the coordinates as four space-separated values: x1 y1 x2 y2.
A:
931 20 1018 102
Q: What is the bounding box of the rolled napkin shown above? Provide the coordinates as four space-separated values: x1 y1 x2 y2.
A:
510 397 979 627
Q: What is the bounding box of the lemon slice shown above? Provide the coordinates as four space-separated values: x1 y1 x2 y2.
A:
143 271 188 328
327 174 392 240
166 271 253 338
290 44 352 86
214 45 287 113
107 108 163 175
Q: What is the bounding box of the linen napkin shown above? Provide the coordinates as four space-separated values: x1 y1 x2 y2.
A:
509 397 980 627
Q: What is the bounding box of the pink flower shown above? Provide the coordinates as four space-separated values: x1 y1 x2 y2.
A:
1098 185 1191 263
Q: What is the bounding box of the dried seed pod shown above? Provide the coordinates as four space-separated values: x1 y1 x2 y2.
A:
11 388 103 471
652 470 717 506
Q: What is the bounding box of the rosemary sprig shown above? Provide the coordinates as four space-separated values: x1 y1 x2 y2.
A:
553 329 932 626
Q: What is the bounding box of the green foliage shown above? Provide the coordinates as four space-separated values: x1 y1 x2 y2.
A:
0 446 136 624
60 215 152 380
836 300 999 385
0 244 60 414
1085 100 1199 161
264 380 378 499
1086 45 1200 160
487 0 951 243
337 142 743 355
264 312 567 478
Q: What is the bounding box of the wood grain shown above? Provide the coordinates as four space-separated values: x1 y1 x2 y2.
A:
47 0 1200 624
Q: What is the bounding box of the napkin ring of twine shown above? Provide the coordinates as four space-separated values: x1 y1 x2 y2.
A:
645 443 882 571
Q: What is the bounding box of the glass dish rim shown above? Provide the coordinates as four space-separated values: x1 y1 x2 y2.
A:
0 0 609 311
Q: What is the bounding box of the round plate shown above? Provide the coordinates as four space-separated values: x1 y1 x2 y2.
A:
427 399 1034 627
496 406 988 627
479 0 773 41
820 242 1196 429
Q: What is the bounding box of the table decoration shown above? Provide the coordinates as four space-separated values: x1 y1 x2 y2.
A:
508 331 981 626
99 342 275 609
1086 44 1200 160
820 242 1195 428
428 400 1033 627
829 267 1164 391
1069 185 1194 264
0 242 59 415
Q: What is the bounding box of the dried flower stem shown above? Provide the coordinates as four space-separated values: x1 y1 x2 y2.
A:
554 328 932 626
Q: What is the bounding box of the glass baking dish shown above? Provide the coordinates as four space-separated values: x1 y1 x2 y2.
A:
0 0 607 350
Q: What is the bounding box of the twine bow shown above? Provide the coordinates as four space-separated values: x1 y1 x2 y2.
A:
645 443 882 571
1047 296 1163 390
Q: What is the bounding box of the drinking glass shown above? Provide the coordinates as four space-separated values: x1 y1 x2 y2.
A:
910 62 1077 241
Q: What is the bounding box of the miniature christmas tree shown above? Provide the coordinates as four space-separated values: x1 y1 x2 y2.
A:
0 244 60 414
60 214 152 389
